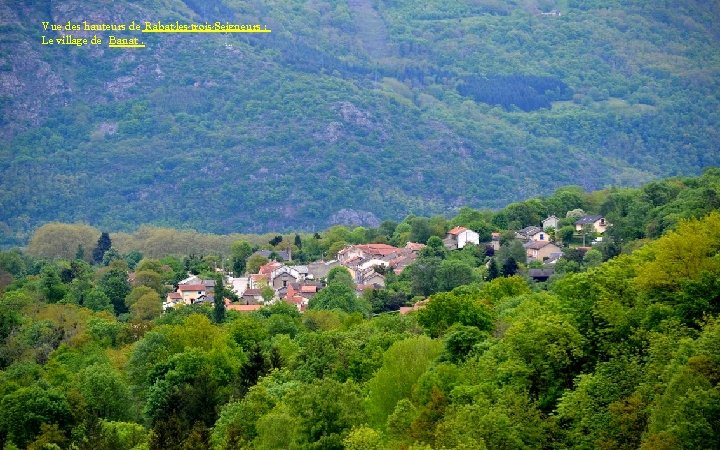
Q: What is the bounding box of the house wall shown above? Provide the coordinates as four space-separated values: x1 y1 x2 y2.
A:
536 244 562 260
575 219 608 233
181 290 204 304
272 272 297 289
364 273 386 287
593 220 607 234
458 230 480 249
530 232 547 242
359 259 389 270
543 217 559 230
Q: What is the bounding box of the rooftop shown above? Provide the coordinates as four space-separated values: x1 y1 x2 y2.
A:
576 215 604 225
448 226 468 235
178 284 206 291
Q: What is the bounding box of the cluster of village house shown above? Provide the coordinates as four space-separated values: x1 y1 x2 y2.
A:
163 214 608 312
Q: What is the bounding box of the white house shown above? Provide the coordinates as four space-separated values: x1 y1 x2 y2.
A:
443 226 480 250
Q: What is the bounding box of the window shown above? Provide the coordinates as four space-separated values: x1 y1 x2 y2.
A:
540 233 545 240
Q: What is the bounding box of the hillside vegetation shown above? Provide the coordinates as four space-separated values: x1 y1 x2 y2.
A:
0 172 719 448
1 0 719 242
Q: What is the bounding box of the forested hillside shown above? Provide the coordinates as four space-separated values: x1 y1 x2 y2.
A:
0 171 719 449
1 0 719 244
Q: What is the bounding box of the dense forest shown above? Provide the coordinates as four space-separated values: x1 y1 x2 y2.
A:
1 171 719 449
1 0 720 244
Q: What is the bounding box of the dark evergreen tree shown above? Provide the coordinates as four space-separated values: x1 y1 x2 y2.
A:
99 268 131 315
487 258 500 281
501 256 518 277
294 234 302 248
213 278 226 324
92 232 112 264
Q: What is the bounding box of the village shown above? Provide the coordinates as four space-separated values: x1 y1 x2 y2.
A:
162 213 609 314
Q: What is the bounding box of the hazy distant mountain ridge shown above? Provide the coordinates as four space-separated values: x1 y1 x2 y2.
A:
0 0 719 244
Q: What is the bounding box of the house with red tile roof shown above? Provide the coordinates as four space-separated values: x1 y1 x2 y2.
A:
337 243 401 265
163 292 184 310
443 226 480 250
177 284 206 304
258 261 283 275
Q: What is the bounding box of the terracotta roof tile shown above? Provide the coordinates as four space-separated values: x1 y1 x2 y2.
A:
178 284 206 291
448 226 468 235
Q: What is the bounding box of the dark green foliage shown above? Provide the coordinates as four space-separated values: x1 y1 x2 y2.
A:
98 268 131 315
0 386 73 448
436 260 476 292
326 266 354 288
125 250 143 270
213 277 226 324
92 233 112 265
444 324 486 363
365 288 409 313
458 74 572 111
405 257 442 297
487 258 500 281
501 257 519 277
420 236 447 259
309 284 368 315
41 265 67 303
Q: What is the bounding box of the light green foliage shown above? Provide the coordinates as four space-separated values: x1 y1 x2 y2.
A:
479 276 531 304
417 291 493 337
308 284 369 315
246 255 269 275
125 286 155 309
83 288 114 314
230 240 253 276
130 292 162 321
326 266 354 288
132 270 163 294
503 312 584 407
344 426 383 450
436 259 476 292
557 225 576 245
77 363 133 421
26 224 99 262
367 336 443 426
583 248 603 267
434 390 545 450
98 421 148 450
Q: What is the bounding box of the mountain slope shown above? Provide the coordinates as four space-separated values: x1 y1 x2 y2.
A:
1 0 719 243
